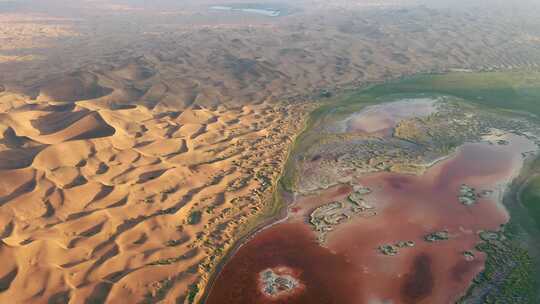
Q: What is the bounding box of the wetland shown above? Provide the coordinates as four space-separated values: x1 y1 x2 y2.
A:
205 72 540 304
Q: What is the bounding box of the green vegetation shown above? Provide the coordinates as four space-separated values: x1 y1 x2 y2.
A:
187 211 202 225
365 71 540 117
521 175 540 231
255 171 271 191
187 283 199 304
458 226 538 304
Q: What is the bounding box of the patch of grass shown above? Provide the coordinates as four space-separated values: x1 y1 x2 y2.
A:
459 226 538 303
521 176 540 231
364 71 540 117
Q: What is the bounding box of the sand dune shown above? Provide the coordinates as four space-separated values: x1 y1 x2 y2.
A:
112 63 156 82
0 147 45 170
35 72 113 103
0 67 310 303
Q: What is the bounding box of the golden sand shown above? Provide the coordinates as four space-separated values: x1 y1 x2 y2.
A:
0 68 311 302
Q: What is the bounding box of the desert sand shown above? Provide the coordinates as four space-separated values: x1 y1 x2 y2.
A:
0 64 311 303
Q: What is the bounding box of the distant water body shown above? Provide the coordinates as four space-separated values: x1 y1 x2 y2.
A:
210 6 281 17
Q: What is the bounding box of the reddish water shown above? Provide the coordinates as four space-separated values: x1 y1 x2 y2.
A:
205 223 362 304
207 134 534 304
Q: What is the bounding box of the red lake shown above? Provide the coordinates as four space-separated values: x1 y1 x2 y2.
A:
206 128 535 303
